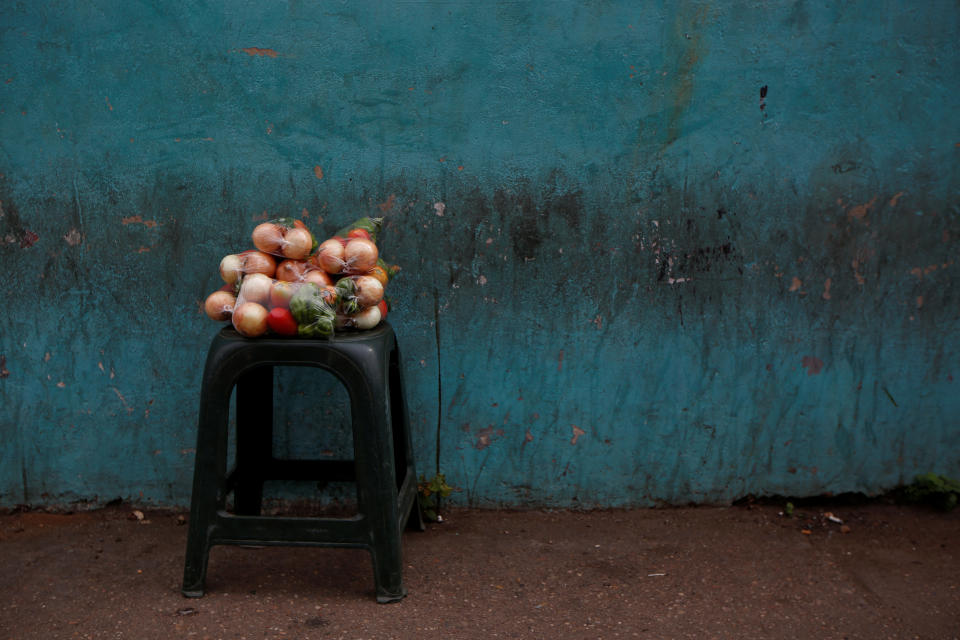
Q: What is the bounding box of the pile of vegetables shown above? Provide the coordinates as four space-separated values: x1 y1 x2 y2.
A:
203 217 397 338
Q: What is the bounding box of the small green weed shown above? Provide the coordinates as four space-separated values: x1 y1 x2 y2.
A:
417 473 455 522
901 473 960 511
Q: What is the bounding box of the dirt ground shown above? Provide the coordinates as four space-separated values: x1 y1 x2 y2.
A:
0 501 958 640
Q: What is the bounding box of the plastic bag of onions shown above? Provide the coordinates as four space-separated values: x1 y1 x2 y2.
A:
309 216 384 276
250 218 317 261
203 215 393 337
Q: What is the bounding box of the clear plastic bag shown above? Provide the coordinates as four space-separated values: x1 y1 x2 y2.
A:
203 216 395 337
250 218 317 260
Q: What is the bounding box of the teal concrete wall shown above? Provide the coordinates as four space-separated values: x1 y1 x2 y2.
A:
1 1 958 508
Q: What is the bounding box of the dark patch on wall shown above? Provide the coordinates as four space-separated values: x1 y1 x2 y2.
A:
831 161 859 174
675 242 737 276
0 196 38 249
491 181 586 263
492 188 540 261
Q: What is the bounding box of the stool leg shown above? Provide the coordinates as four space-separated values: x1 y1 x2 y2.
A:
235 365 273 515
390 345 425 533
351 386 406 603
182 375 232 597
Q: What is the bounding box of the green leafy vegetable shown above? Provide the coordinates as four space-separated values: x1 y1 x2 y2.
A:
290 283 335 338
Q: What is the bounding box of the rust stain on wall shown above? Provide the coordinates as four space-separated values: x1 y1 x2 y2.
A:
313 166 324 180
121 215 159 228
20 229 38 248
847 196 878 221
802 356 824 376
570 425 586 445
378 194 396 212
242 47 279 57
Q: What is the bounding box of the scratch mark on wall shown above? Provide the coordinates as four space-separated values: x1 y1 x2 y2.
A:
822 278 832 300
801 356 824 376
889 191 904 207
570 425 586 445
111 387 134 414
433 202 445 216
789 276 802 292
883 387 898 407
523 429 534 447
557 350 564 372
105 96 114 111
241 47 279 58
64 228 82 246
0 355 9 378
313 166 323 180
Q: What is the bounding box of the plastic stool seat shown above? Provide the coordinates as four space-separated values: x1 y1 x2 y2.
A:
181 322 422 603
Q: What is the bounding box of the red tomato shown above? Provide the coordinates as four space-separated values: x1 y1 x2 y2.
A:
377 299 388 319
267 307 298 335
347 228 372 241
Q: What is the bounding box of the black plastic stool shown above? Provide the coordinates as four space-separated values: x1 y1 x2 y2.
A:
181 322 422 603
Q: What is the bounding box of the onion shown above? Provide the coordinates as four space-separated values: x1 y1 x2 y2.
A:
252 223 285 255
276 259 308 282
232 301 269 337
239 272 273 305
343 238 379 273
282 227 313 260
269 280 296 309
220 254 243 285
353 275 384 307
303 269 333 287
204 291 236 321
315 238 346 274
352 305 382 330
241 251 277 277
